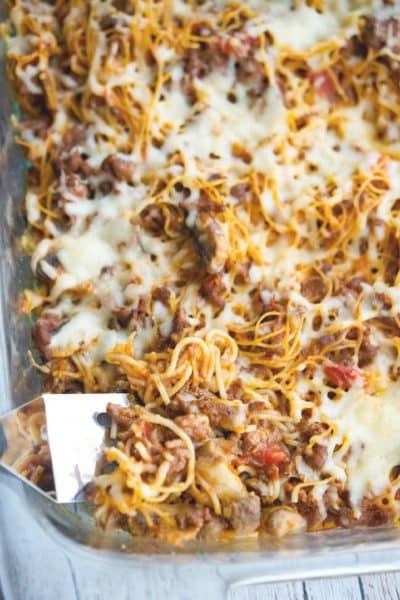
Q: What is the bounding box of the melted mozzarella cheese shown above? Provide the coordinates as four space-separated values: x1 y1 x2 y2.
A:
50 309 106 352
57 233 117 286
262 6 348 52
321 384 400 505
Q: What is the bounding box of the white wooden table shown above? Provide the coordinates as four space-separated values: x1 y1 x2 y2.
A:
1 475 400 600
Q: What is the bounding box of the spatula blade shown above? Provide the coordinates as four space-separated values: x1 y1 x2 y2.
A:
0 393 128 503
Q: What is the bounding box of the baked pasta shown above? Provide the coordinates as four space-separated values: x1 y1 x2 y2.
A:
3 0 400 544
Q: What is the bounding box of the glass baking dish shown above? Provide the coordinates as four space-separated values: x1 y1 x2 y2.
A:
1 3 400 588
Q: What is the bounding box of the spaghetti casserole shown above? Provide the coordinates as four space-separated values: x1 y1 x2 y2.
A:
3 0 400 543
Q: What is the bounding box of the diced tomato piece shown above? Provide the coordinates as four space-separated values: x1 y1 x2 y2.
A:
308 70 336 100
270 297 281 311
252 444 289 467
143 422 153 440
216 33 258 59
324 363 359 389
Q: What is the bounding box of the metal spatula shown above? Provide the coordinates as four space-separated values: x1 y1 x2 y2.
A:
0 394 128 503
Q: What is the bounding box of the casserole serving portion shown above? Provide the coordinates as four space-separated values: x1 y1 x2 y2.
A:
3 0 400 553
